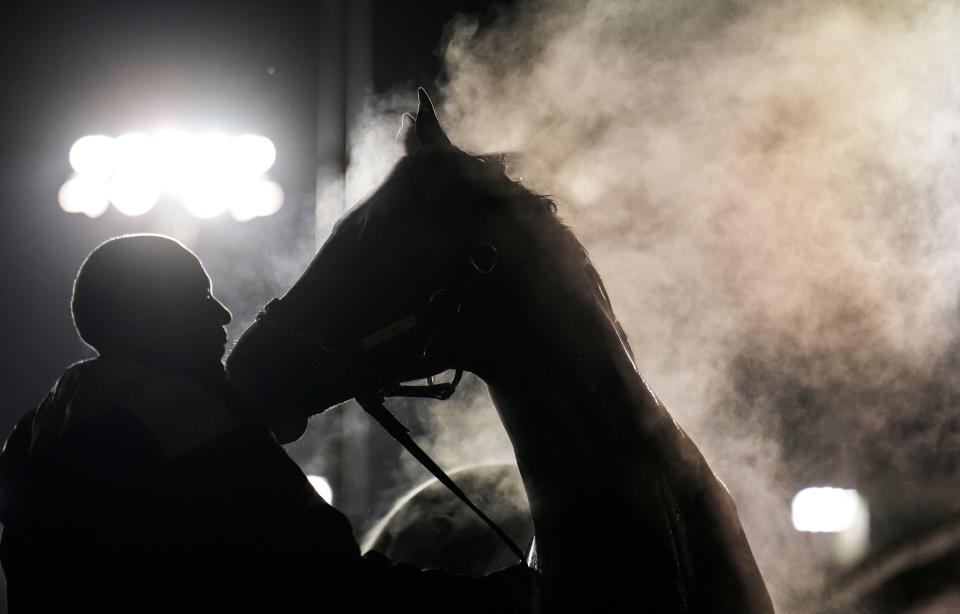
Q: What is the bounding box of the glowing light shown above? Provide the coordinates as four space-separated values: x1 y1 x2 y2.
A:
233 134 277 175
307 475 333 505
182 181 232 219
151 130 193 194
58 176 110 218
194 132 235 178
61 132 282 220
229 180 284 221
113 133 153 174
791 487 864 533
107 173 159 216
69 135 116 179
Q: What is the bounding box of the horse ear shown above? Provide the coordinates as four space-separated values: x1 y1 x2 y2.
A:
415 88 452 149
397 113 421 155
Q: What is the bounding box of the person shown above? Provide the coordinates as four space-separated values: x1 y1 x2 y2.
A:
0 234 538 613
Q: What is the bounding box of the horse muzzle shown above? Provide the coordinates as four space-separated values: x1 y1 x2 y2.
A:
226 320 353 443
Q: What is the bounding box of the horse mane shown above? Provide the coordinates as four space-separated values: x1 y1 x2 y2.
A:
445 149 636 361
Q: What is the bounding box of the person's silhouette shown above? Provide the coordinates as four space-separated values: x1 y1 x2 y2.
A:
70 234 233 389
0 235 538 613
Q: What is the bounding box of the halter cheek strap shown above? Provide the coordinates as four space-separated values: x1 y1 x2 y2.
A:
351 240 493 401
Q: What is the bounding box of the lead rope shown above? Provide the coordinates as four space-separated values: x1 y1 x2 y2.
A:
356 392 527 564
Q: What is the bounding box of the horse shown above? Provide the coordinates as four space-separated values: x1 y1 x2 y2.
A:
226 88 774 612
362 463 534 577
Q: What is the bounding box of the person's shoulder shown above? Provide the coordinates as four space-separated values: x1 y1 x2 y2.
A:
62 357 242 461
26 359 97 455
44 358 95 408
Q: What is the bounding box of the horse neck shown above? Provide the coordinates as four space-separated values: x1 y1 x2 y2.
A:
482 280 683 507
477 240 690 517
475 236 774 613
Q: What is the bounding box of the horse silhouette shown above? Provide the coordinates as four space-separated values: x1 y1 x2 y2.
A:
226 88 774 613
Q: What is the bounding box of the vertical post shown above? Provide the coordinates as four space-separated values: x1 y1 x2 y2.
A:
316 0 346 245
315 0 373 534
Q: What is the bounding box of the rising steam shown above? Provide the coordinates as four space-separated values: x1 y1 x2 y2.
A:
342 1 960 611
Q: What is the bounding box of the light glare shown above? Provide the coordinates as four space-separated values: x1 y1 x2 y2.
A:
194 133 235 178
791 487 863 533
233 134 277 175
58 176 110 218
62 131 281 220
114 133 153 175
68 135 116 179
229 180 284 221
182 180 232 219
107 174 159 216
152 130 193 194
307 475 333 505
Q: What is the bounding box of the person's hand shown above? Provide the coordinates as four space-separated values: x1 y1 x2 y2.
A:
482 564 543 613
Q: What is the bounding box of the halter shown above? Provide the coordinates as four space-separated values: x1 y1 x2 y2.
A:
253 240 527 563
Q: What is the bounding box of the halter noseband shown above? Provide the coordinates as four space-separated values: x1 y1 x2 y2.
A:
256 297 464 401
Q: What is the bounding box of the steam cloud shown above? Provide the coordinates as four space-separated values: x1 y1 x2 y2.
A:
340 1 960 611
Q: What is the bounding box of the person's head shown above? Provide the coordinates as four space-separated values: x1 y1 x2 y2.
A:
71 234 232 385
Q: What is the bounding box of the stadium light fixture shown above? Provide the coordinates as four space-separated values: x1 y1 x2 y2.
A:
59 132 284 220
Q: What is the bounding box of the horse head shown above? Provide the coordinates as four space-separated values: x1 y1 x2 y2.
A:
226 89 554 442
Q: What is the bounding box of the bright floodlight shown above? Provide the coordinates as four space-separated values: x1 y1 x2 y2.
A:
229 180 284 221
306 475 333 505
69 135 116 179
107 174 159 216
233 134 277 175
791 487 863 533
182 181 232 219
61 131 281 220
193 132 235 177
151 130 192 193
58 176 110 218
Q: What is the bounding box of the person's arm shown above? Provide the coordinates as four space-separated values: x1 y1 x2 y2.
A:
169 419 542 611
